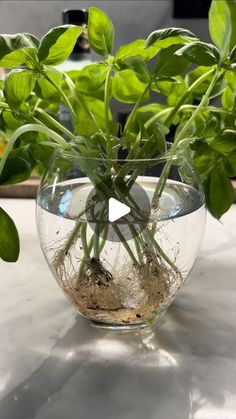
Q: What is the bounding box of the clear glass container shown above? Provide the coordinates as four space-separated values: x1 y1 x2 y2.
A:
36 148 206 329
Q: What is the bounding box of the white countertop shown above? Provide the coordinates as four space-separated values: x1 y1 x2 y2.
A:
0 199 236 419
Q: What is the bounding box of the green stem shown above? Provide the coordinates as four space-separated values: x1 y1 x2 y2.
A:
144 107 173 130
64 220 83 254
42 70 79 123
132 233 143 263
104 65 113 136
0 123 69 176
152 68 221 203
35 108 76 141
80 223 90 259
99 224 108 254
164 68 216 127
122 82 150 137
145 68 216 131
62 70 102 133
112 225 138 264
179 104 232 115
174 70 221 146
93 227 101 259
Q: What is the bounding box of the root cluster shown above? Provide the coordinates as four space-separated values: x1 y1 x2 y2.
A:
51 244 183 325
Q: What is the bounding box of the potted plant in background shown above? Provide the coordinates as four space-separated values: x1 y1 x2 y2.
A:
0 0 235 328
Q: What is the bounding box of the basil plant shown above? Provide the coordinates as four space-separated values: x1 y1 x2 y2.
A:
0 0 236 263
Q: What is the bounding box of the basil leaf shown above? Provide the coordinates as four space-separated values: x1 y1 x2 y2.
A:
221 85 235 110
209 0 236 58
88 7 114 56
125 103 165 136
76 118 99 136
38 25 83 65
0 156 32 185
3 111 21 129
75 98 110 133
193 154 215 176
224 71 236 90
223 153 236 176
75 62 108 99
36 69 63 102
0 207 20 262
153 76 187 107
115 39 159 62
222 72 236 109
4 69 36 109
186 67 225 99
204 169 234 218
155 44 189 77
121 57 150 83
175 42 220 66
211 130 236 153
30 142 55 167
0 33 38 68
112 69 149 103
146 28 198 49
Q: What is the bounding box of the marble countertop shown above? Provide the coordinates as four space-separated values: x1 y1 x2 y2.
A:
0 198 236 419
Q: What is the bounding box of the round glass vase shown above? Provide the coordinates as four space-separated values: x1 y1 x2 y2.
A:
36 148 206 330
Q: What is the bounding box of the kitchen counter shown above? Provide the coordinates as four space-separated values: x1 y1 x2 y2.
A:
0 199 236 419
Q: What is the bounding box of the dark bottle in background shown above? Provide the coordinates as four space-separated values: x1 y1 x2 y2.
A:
56 9 92 72
56 9 92 129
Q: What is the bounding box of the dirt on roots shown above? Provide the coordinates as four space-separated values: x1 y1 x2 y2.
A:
57 251 182 325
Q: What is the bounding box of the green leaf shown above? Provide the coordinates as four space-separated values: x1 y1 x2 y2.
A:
0 33 38 68
115 39 159 62
155 44 189 77
146 122 167 154
223 153 236 176
194 154 215 176
195 113 221 138
0 155 32 185
186 66 225 99
76 118 99 136
112 69 149 103
75 98 110 133
146 28 198 49
38 25 83 65
221 85 235 109
4 69 36 109
3 111 21 129
211 130 236 153
121 57 150 83
75 62 108 99
153 75 188 106
36 69 63 102
25 34 40 48
30 142 54 167
224 70 236 90
175 42 220 66
209 0 236 58
204 169 234 218
126 103 165 136
88 7 114 56
0 207 20 262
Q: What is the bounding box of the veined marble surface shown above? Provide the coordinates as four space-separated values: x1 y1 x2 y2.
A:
0 199 236 419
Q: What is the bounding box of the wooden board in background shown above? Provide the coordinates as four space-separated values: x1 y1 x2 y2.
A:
0 177 40 199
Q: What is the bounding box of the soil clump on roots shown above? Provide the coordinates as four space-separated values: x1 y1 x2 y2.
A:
56 250 182 325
